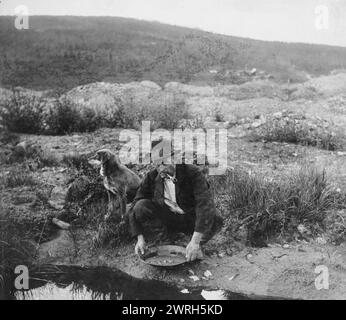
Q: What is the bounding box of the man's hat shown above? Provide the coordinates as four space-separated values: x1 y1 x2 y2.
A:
150 138 183 165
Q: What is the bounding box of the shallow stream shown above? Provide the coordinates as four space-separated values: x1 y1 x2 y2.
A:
9 265 283 300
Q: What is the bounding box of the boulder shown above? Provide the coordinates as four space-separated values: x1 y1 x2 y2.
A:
49 186 68 210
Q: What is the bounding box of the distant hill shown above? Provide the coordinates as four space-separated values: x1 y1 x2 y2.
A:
1 16 346 91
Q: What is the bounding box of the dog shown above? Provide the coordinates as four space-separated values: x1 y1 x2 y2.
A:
95 149 141 217
90 149 141 246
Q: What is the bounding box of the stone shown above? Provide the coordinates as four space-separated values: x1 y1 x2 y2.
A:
273 112 283 119
189 275 200 282
316 236 327 245
49 186 68 210
204 270 213 278
297 224 310 235
251 120 264 128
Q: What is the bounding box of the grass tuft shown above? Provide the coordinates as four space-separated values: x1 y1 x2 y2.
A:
210 165 343 245
2 170 37 188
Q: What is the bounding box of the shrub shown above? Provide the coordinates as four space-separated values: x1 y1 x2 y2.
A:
0 92 46 134
45 98 106 135
210 166 342 245
107 96 140 129
147 93 190 130
0 130 20 146
108 93 189 130
1 91 190 135
45 99 78 134
253 115 343 151
77 108 103 133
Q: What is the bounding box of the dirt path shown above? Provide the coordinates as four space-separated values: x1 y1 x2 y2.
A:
37 229 346 300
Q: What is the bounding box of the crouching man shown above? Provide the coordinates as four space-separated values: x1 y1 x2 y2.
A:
128 158 222 262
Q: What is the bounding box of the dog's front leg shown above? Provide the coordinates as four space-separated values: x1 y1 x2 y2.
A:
105 191 114 221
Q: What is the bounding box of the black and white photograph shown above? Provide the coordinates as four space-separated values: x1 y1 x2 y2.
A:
1 0 346 304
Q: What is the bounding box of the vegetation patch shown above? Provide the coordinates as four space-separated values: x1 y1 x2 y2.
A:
0 209 37 299
2 170 37 188
325 210 346 245
252 112 344 151
45 98 103 135
1 92 190 135
0 92 46 134
210 166 344 246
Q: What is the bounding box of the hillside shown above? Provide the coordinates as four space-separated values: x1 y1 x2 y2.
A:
1 16 346 91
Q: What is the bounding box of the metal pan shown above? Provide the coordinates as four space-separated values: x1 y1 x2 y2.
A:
140 245 187 267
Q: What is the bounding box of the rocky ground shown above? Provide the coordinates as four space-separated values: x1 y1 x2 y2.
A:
2 73 346 299
38 229 346 300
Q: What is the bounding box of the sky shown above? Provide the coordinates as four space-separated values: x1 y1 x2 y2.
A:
1 0 346 47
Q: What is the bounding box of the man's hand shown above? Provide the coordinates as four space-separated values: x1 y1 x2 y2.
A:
135 234 146 255
186 232 203 261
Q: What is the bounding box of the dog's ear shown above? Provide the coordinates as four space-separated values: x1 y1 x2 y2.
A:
97 150 111 164
112 153 121 167
107 151 121 170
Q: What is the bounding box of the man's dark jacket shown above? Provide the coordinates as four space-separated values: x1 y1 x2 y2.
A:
130 164 217 235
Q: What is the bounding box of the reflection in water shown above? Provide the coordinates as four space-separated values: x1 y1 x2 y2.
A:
13 265 203 300
16 283 112 300
10 265 287 300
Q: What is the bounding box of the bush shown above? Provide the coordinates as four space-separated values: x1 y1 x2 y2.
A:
147 93 190 130
0 130 20 146
253 114 343 151
107 96 140 129
0 92 46 134
108 93 190 130
2 91 190 135
210 166 342 244
45 98 102 135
